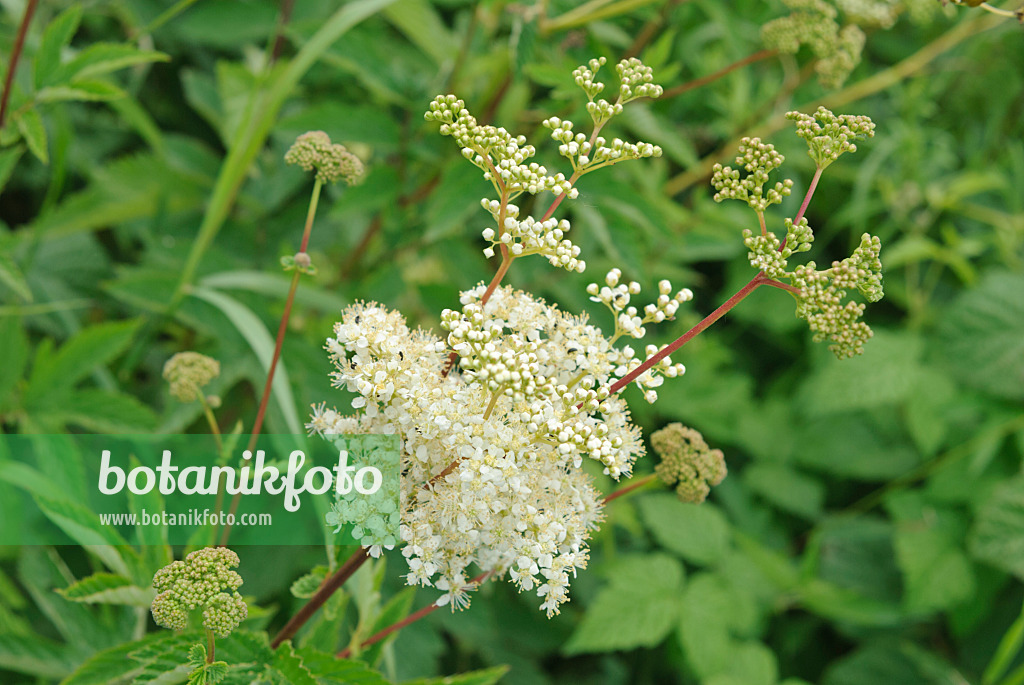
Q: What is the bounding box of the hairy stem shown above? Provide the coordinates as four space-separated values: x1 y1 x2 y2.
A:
271 546 371 648
0 0 38 129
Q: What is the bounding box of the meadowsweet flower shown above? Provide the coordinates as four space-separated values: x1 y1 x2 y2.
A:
762 0 867 88
651 423 727 504
163 352 220 403
285 130 365 185
711 137 793 212
151 548 247 637
787 107 875 169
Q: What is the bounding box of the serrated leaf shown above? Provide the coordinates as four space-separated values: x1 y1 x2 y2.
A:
15 108 48 164
678 573 750 678
290 566 329 598
969 474 1024 579
400 665 511 685
58 572 155 607
24 320 139 402
263 642 317 685
55 389 158 432
638 493 730 566
34 5 83 88
33 495 133 577
61 631 182 685
937 271 1024 400
563 553 683 655
36 80 126 103
289 647 390 685
57 43 169 83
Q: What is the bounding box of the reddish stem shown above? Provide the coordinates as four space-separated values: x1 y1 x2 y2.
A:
336 570 492 659
272 546 371 648
662 49 778 100
794 167 822 226
0 0 38 129
608 273 771 396
602 473 657 504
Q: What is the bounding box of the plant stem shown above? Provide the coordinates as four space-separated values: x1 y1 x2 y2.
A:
602 473 657 503
206 628 215 663
0 0 38 130
608 273 771 396
335 570 493 659
793 167 822 226
662 49 777 100
271 546 370 648
218 179 322 546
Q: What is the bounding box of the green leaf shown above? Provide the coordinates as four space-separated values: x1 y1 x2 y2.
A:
360 586 416 666
743 463 825 520
0 633 77 680
54 389 159 432
23 320 140 402
0 316 28 408
0 250 33 301
678 573 761 679
563 553 683 654
198 271 349 313
34 4 83 88
289 646 391 685
638 493 730 566
57 572 155 607
61 631 180 685
36 80 127 103
290 565 329 598
822 643 932 685
0 143 24 192
264 642 318 685
15 108 48 164
969 474 1024 579
797 330 924 415
400 666 511 685
705 642 778 685
190 286 302 434
57 43 169 83
382 0 456 65
893 522 975 614
33 495 133 577
937 271 1024 400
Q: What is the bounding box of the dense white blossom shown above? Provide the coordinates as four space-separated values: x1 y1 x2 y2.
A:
308 278 690 615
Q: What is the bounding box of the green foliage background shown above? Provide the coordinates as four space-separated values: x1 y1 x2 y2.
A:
1 0 1023 683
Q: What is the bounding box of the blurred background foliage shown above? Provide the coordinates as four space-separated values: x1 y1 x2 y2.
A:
1 0 1023 683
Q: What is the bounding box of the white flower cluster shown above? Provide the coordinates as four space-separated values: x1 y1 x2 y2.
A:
543 117 662 173
587 268 693 342
573 56 665 125
479 201 584 272
309 280 690 615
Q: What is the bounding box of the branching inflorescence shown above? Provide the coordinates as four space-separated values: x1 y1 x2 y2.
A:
308 60 884 618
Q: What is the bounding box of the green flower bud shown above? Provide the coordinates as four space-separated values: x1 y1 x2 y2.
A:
163 352 220 403
151 547 247 638
652 424 727 504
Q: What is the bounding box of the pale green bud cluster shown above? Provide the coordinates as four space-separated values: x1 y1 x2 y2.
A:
761 0 867 88
151 547 248 638
791 234 883 359
543 117 661 173
711 137 794 212
836 0 899 29
615 57 664 103
788 107 875 169
651 423 727 504
285 130 365 185
163 352 220 403
742 217 815 279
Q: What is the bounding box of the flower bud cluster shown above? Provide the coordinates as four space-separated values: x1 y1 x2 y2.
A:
150 548 247 638
285 130 364 185
651 423 727 504
543 118 662 172
711 137 793 212
761 0 867 88
479 202 585 272
742 218 814 278
790 233 883 359
425 95 573 199
573 57 664 126
615 57 665 103
586 268 693 341
163 352 219 403
787 106 875 169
